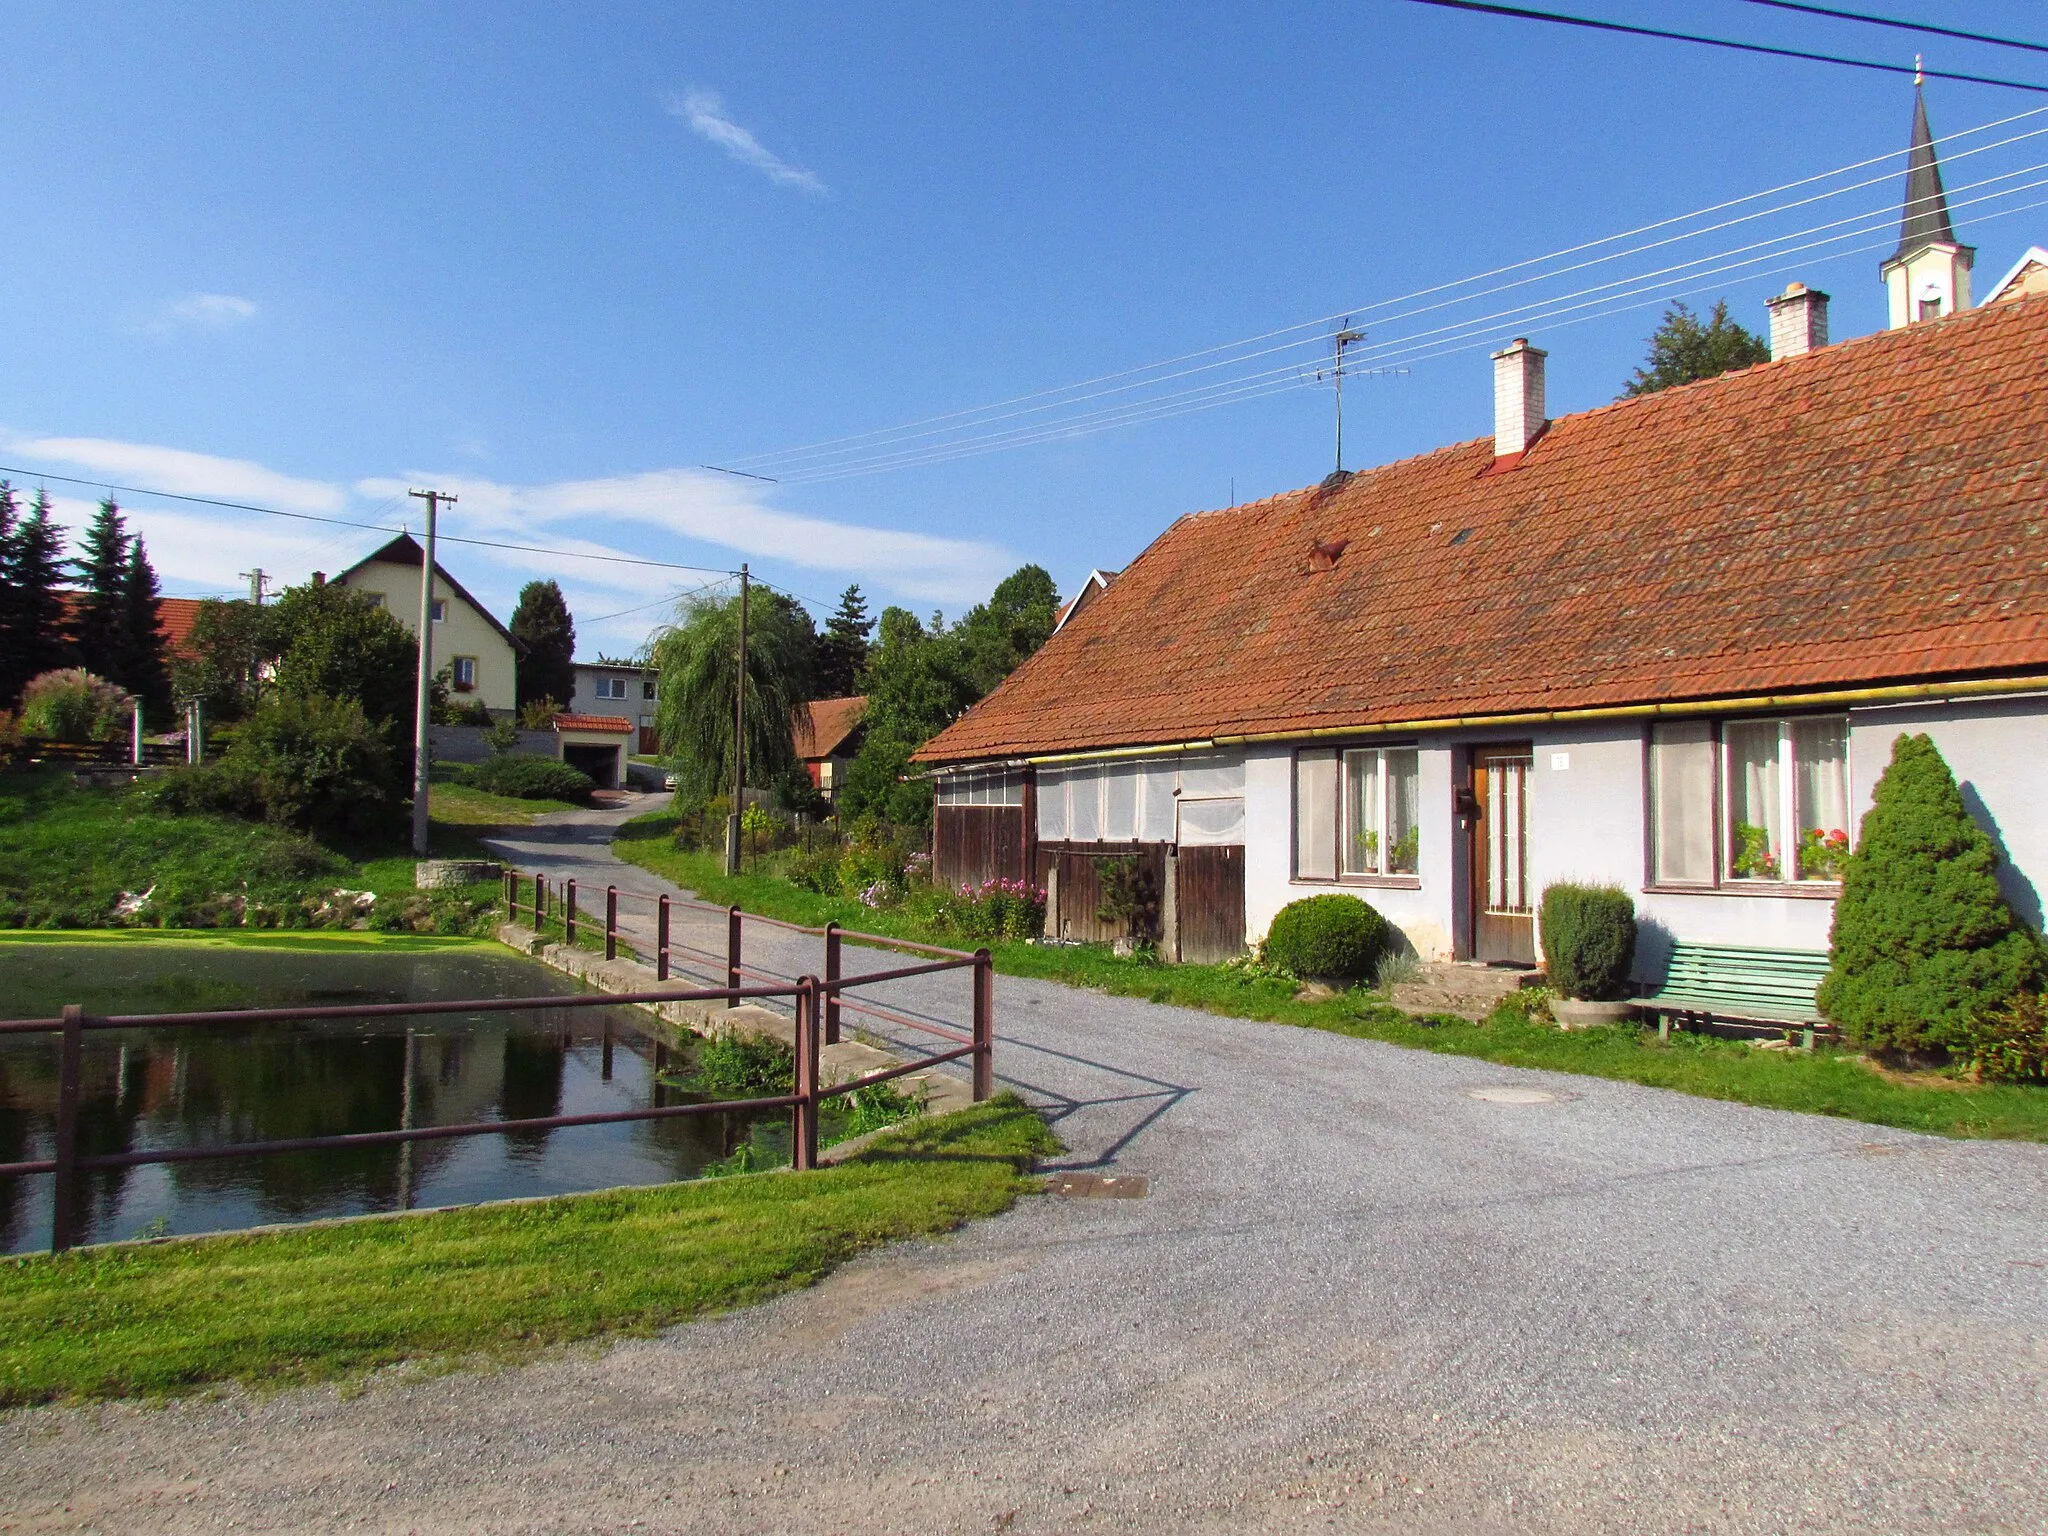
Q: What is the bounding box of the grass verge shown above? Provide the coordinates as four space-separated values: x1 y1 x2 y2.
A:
0 1095 1055 1407
612 812 2048 1143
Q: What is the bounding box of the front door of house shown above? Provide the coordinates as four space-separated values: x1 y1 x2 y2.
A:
1469 745 1535 964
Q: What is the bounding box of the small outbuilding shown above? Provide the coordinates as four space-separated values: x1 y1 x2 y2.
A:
553 713 633 789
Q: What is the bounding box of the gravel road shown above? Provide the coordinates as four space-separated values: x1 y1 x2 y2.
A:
4 799 2045 1533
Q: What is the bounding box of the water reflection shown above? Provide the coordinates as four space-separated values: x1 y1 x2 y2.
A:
0 942 774 1253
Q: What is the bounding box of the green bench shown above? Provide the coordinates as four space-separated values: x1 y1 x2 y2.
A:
1641 942 1832 1045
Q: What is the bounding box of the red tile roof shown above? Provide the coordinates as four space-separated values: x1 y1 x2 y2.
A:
799 695 866 759
918 293 2048 763
55 593 208 663
553 713 634 734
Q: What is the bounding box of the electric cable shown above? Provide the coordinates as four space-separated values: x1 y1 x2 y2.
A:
1729 1 2048 56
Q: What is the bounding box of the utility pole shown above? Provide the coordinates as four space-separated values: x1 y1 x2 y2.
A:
726 564 749 875
408 489 455 857
1332 326 1364 473
239 568 269 605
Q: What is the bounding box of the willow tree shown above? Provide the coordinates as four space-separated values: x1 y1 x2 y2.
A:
652 587 816 800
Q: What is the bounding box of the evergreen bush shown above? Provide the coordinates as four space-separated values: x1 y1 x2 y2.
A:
467 753 595 802
1262 894 1389 984
1537 883 1638 1000
1817 733 2040 1056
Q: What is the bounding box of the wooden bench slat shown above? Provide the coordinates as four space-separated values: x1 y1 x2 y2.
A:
1642 941 1829 1028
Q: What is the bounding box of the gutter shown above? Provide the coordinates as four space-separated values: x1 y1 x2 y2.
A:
921 672 2048 765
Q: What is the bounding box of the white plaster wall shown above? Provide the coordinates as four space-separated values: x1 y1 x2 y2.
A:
338 564 516 713
1848 697 2048 930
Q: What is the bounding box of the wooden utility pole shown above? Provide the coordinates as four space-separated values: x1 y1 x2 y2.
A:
408 489 455 856
726 564 749 874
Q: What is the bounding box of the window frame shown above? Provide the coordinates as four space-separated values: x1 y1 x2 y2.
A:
451 655 478 692
1291 742 1423 889
430 598 447 624
1641 713 1850 896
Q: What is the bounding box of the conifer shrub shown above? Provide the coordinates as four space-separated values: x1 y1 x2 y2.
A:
1537 883 1638 1000
467 752 595 802
1262 894 1389 984
1817 732 2040 1057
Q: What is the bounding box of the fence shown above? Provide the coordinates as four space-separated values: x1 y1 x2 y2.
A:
2 888 995 1254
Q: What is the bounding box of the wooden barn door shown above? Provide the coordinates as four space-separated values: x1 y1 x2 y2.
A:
1468 745 1535 964
1175 846 1246 964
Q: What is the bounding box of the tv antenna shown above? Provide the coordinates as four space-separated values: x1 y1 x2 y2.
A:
1315 322 1407 473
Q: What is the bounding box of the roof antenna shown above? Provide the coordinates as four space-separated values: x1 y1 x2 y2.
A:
1315 321 1408 475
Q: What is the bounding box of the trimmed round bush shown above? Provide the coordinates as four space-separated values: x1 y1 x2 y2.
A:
468 752 595 802
1537 883 1637 1000
1262 894 1389 983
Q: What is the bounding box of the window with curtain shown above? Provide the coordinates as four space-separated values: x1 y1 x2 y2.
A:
1296 746 1420 881
1648 722 1716 884
1644 716 1850 885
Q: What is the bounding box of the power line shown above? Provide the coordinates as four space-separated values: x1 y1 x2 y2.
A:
1729 0 2048 56
1401 0 2048 92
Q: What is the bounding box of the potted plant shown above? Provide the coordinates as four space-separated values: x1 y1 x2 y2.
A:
1537 883 1639 1028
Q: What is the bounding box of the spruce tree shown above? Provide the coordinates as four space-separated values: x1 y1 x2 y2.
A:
3 490 74 707
120 537 173 719
814 583 874 697
0 483 20 706
1817 733 2039 1056
510 580 577 710
71 497 130 680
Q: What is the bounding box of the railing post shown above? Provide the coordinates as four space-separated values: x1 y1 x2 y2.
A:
657 895 671 981
502 868 513 920
793 977 819 1172
51 1005 84 1253
972 948 994 1102
534 874 546 934
565 878 578 945
726 905 742 993
823 922 842 1045
605 885 618 961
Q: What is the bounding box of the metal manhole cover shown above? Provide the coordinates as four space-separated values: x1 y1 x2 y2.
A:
1468 1085 1557 1104
1046 1172 1150 1199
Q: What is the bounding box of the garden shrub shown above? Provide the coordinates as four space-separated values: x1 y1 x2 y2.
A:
788 846 842 895
948 877 1045 941
467 752 594 802
1963 992 2048 1083
1262 894 1389 984
1096 854 1159 944
153 690 401 838
1537 883 1637 1000
1818 733 2039 1057
19 669 129 742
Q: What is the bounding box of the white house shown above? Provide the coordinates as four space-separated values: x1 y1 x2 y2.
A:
568 661 659 753
914 95 2048 980
330 534 519 717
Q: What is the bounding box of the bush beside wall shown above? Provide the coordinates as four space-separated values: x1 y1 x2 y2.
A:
1538 884 1638 1001
1262 894 1389 984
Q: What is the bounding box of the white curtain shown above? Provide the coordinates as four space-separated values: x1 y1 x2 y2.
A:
1793 718 1849 843
1385 748 1419 874
1726 721 1782 878
1649 722 1715 883
1341 750 1381 875
1036 768 1068 840
1181 797 1245 846
1103 763 1139 840
1139 759 1178 842
1295 750 1337 878
1069 763 1101 841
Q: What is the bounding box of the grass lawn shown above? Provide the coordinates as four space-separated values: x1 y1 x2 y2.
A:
612 811 2048 1144
0 1097 1054 1407
0 766 502 932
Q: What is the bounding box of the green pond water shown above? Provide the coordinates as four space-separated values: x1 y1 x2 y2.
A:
0 938 779 1253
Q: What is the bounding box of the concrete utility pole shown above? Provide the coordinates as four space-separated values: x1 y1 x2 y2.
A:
725 564 749 875
239 568 269 605
408 489 455 856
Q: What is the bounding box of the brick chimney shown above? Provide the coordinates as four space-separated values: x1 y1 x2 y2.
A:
1765 282 1830 359
1491 339 1547 459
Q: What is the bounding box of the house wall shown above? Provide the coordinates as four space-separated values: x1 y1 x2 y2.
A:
569 665 658 748
336 564 516 714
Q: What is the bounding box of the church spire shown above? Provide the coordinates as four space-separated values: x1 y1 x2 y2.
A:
1881 83 1974 327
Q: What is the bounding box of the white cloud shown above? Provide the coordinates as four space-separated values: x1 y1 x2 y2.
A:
8 436 345 514
151 293 258 333
666 89 827 195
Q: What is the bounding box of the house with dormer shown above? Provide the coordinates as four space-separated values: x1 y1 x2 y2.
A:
912 90 2048 981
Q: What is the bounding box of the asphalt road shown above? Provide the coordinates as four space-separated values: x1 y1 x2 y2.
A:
4 800 2045 1533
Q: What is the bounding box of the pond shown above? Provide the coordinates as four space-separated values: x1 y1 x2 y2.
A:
0 938 781 1254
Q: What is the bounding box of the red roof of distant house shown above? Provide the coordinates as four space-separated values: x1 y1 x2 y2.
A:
54 592 208 664
799 695 866 759
917 292 2048 763
553 713 634 734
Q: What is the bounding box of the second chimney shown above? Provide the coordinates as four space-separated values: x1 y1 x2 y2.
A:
1765 282 1830 359
1491 338 1547 459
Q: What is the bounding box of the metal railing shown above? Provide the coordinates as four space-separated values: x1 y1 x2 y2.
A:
2 899 995 1253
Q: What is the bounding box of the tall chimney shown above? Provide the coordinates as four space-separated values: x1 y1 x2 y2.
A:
1765 282 1830 359
1491 338 1547 458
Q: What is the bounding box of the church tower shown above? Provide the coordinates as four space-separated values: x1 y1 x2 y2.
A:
1880 78 1974 327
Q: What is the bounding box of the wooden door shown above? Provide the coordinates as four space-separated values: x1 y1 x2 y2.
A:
1469 746 1535 964
1175 846 1246 964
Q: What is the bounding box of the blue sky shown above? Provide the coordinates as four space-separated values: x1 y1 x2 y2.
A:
5 2 2046 656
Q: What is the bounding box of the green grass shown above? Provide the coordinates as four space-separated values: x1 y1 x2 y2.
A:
0 766 501 932
612 811 2048 1144
0 1096 1055 1407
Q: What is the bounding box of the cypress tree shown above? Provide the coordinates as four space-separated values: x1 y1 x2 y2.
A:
1818 733 2039 1056
510 580 577 710
121 536 173 719
3 490 74 707
72 497 130 680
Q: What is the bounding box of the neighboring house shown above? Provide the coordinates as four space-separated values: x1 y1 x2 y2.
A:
569 661 660 754
1052 570 1117 634
552 713 633 789
54 593 207 669
913 98 2048 976
798 695 866 802
329 534 519 716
